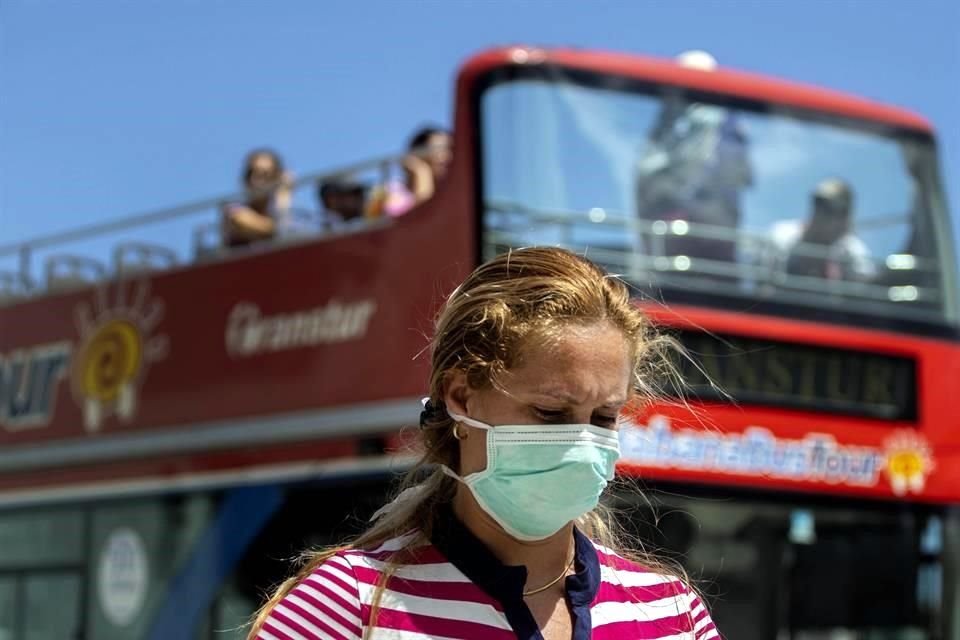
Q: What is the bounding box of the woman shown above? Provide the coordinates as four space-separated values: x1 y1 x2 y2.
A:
367 126 452 218
250 247 719 640
223 149 293 248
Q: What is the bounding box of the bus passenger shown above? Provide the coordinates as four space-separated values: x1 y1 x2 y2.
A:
222 149 293 249
637 102 752 265
317 178 368 233
769 178 875 282
369 126 452 218
249 247 719 640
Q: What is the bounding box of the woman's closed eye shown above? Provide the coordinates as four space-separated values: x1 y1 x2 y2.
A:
533 407 569 423
591 413 618 429
532 407 619 429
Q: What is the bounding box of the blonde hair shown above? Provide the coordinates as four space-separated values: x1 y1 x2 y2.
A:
248 247 691 638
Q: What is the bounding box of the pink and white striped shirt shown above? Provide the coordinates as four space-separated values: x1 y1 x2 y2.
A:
258 511 719 640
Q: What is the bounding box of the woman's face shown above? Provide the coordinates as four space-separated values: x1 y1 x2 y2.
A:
422 132 452 178
246 154 279 190
445 321 633 476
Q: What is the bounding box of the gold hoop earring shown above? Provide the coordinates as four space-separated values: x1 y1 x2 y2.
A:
452 423 468 441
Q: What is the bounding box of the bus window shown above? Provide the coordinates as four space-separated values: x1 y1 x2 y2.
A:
480 75 956 330
0 509 85 569
612 489 951 640
0 577 14 640
24 573 83 640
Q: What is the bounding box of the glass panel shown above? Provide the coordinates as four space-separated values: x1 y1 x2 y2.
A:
87 493 216 640
944 508 960 640
481 77 957 328
0 577 15 640
611 490 947 639
0 509 84 569
23 572 82 640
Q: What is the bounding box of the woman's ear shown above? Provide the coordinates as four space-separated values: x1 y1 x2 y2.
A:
442 370 471 417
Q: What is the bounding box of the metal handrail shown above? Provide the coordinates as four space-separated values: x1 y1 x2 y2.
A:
485 200 945 309
486 199 943 275
45 254 109 293
113 242 179 276
0 153 405 259
0 152 409 300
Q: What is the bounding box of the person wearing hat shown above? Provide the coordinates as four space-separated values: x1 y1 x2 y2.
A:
318 178 369 233
769 178 876 283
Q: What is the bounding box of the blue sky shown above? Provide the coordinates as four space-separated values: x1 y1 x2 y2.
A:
1 0 958 263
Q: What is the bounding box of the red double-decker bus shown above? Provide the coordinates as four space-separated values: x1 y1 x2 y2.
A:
0 47 957 639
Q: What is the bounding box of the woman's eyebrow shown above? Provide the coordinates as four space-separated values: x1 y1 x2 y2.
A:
528 389 581 404
527 389 627 408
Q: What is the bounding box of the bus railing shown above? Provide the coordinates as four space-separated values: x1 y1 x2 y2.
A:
2 173 943 319
484 200 944 312
0 153 407 305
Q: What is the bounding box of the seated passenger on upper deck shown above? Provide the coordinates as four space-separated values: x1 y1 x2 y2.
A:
222 149 293 248
769 178 876 282
369 126 452 218
318 178 368 233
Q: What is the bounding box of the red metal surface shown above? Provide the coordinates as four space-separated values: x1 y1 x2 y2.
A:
618 303 960 504
0 228 454 446
457 46 933 132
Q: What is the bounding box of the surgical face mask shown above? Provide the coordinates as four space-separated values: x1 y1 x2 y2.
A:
444 411 621 541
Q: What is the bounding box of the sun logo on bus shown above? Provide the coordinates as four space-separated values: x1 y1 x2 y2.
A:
71 280 168 432
883 431 934 496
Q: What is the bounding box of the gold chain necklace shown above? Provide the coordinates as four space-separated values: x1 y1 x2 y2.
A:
522 558 575 597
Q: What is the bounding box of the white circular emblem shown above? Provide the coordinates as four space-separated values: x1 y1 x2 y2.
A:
97 527 149 626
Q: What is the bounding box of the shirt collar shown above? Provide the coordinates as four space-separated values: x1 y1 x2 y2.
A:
429 502 601 606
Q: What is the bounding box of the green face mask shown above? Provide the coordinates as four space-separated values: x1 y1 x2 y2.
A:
444 411 621 541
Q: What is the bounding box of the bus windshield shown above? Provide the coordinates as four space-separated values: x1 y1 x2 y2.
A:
480 73 958 331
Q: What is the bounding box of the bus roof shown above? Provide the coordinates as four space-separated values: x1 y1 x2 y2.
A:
458 46 934 134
